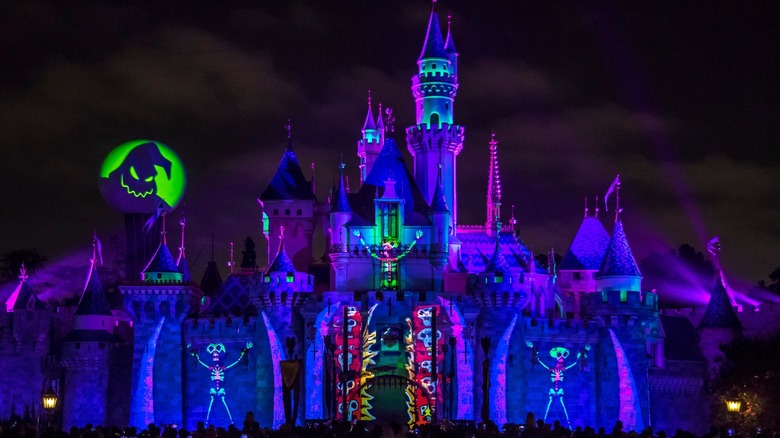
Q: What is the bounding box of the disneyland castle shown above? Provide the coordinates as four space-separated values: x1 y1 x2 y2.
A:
2 4 774 435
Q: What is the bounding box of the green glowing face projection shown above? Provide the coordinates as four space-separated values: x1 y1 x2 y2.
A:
99 140 186 214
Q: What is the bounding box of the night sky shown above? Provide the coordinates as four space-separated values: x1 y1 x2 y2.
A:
1 1 778 297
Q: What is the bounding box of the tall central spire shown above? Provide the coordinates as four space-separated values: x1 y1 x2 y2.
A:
486 132 502 231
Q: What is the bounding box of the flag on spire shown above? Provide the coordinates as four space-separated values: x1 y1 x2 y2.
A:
707 236 721 256
604 174 620 212
93 229 103 266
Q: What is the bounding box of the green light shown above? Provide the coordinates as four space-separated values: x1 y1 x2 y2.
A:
99 139 186 213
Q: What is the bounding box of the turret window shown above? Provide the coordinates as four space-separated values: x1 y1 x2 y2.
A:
296 209 302 216
285 209 290 215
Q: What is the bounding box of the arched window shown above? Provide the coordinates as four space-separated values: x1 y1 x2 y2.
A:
430 113 440 127
285 209 291 215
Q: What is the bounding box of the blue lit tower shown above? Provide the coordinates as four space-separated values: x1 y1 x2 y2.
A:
121 221 201 427
61 242 123 429
406 5 464 231
582 214 657 431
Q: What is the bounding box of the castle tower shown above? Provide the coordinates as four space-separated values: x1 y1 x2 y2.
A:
259 123 318 270
329 162 352 290
698 272 742 379
584 214 654 431
558 199 610 318
357 93 385 184
1 264 50 421
61 243 122 429
406 3 464 231
121 224 200 427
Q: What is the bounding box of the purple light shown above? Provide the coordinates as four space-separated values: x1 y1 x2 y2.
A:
262 311 286 428
130 318 164 428
305 302 339 419
439 297 474 420
490 314 517 426
609 329 644 431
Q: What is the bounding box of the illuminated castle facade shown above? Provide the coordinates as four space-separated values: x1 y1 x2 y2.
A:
2 4 772 435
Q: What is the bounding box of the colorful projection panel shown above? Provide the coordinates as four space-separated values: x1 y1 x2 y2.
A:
407 305 444 426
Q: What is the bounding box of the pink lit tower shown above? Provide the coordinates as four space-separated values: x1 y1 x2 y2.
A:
405 2 464 232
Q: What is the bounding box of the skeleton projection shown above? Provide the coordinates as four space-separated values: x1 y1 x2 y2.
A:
353 230 423 290
188 342 253 423
526 340 590 426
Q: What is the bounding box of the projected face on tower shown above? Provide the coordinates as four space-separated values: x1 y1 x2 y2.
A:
99 140 186 214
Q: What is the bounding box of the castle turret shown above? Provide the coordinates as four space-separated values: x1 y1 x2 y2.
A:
406 3 464 231
259 122 318 270
698 271 742 378
357 93 384 184
121 223 200 427
329 163 352 290
595 217 642 294
61 239 123 429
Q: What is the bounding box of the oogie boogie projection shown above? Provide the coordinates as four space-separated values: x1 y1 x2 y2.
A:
99 139 186 213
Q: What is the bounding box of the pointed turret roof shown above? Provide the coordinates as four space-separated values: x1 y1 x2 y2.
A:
267 231 296 274
332 163 351 213
419 8 447 61
597 219 641 278
144 242 179 274
431 164 449 213
362 94 377 131
349 137 431 226
560 216 610 270
200 261 223 297
483 224 509 275
76 263 112 316
259 135 317 201
4 265 45 312
444 15 457 54
698 273 742 330
178 257 192 282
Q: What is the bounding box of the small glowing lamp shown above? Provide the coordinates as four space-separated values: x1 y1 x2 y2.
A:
726 399 741 413
42 387 58 411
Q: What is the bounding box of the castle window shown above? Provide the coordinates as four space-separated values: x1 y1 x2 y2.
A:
573 272 581 281
285 209 290 215
430 113 440 127
620 290 628 302
286 273 294 283
273 209 279 216
264 276 270 283
297 209 302 216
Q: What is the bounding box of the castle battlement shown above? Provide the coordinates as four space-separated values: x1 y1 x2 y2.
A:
581 289 658 319
405 123 464 154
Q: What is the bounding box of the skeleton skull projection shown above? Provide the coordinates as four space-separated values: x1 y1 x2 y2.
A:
421 376 438 394
419 360 433 373
417 328 442 349
337 380 356 393
345 306 358 317
417 307 434 327
338 400 360 421
347 317 358 337
337 352 354 369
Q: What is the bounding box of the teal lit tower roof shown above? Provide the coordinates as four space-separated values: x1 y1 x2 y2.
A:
419 10 447 61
